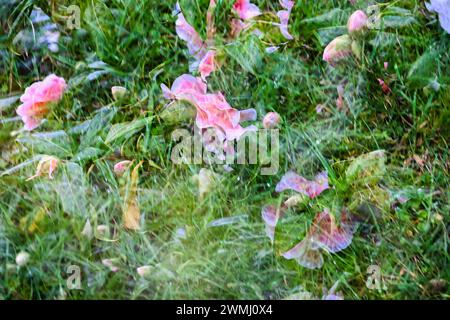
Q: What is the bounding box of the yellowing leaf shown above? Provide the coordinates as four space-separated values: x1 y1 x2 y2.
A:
123 161 143 230
19 207 47 234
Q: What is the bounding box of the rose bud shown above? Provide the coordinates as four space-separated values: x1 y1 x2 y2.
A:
323 35 353 65
262 112 281 129
347 10 368 34
113 160 132 176
111 86 127 101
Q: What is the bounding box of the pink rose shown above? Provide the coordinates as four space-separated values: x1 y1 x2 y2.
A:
277 0 295 40
275 171 329 199
232 0 262 20
198 50 216 80
281 208 355 269
16 74 66 131
161 74 256 142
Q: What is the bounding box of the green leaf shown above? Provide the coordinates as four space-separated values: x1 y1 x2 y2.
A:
105 117 153 145
0 95 20 111
407 48 440 89
71 147 104 162
225 36 263 75
346 150 387 186
16 131 72 158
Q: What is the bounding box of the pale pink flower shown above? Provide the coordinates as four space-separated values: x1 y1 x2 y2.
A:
175 3 206 60
198 50 216 80
261 204 285 242
277 0 295 40
240 108 257 122
113 160 132 175
309 209 355 253
16 74 66 131
230 18 248 37
323 35 353 65
161 74 256 142
347 10 368 34
232 0 262 20
262 112 281 129
161 74 207 100
275 171 329 199
282 209 355 269
384 61 389 70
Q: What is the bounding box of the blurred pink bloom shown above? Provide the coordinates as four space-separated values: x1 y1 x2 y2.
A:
162 74 256 142
282 237 324 269
323 35 352 65
198 50 216 80
240 108 257 122
282 208 355 269
113 160 132 175
261 204 285 242
384 61 389 70
277 0 295 40
230 18 248 38
16 74 66 131
347 10 368 34
161 74 207 100
275 171 329 199
175 3 206 60
310 208 355 253
262 112 281 129
232 0 262 20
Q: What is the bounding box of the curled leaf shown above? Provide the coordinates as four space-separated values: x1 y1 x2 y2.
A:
123 161 143 230
345 150 386 186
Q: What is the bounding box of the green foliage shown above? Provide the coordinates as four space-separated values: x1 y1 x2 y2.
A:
0 0 448 300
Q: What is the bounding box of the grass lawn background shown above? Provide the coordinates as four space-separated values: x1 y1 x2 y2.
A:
0 0 449 299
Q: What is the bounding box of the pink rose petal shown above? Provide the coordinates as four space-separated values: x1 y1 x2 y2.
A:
232 0 262 20
281 238 324 269
275 171 329 199
310 208 355 253
261 204 286 242
175 3 206 60
198 50 216 80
